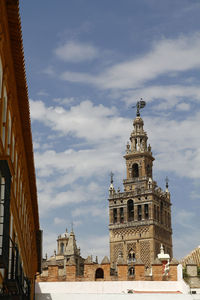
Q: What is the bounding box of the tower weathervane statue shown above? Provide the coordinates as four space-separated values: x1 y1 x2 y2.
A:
133 98 146 116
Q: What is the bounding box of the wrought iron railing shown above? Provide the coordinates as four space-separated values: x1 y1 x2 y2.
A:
0 237 31 299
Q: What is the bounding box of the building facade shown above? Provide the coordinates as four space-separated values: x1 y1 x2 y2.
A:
0 1 41 299
40 229 84 280
109 112 173 270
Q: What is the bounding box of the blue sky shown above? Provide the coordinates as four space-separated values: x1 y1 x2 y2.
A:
20 0 200 260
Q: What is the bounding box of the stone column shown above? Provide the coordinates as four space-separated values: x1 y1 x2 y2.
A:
124 205 127 223
142 204 145 220
134 205 137 221
117 208 120 224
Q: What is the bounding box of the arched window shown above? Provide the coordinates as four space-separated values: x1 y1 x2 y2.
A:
128 249 135 263
128 267 135 276
127 200 134 221
95 268 104 279
132 163 139 178
60 242 64 254
120 207 124 223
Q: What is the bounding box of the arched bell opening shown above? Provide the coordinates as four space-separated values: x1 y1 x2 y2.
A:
128 249 136 263
132 163 139 178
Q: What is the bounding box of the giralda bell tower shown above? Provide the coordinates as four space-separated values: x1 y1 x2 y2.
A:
108 100 172 269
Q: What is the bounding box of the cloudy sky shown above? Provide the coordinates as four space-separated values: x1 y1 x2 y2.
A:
20 0 200 261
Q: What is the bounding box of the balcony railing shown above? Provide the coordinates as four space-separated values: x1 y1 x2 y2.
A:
0 237 30 299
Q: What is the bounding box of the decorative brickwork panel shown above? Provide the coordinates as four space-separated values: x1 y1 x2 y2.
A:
127 242 136 253
140 240 151 267
112 226 149 238
114 243 123 262
154 226 171 242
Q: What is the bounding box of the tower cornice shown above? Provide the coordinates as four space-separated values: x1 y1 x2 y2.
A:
124 151 155 161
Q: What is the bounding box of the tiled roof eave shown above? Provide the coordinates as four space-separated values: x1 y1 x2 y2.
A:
5 0 39 231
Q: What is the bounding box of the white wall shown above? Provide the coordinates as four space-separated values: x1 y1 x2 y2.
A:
36 280 190 295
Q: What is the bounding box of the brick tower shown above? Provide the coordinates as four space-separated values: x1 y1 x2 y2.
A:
109 104 172 270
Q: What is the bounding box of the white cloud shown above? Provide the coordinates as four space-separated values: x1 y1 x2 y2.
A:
121 85 200 108
37 180 106 215
174 209 195 229
73 220 83 228
42 231 58 258
145 113 200 178
53 217 82 228
31 99 200 188
72 206 107 218
79 235 109 260
30 99 129 143
176 102 190 111
54 217 66 225
54 41 99 62
61 71 98 84
53 97 75 106
42 65 55 76
37 90 49 97
173 229 200 260
60 33 200 90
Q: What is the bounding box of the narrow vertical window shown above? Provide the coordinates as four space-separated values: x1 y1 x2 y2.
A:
2 86 7 147
132 163 139 177
0 160 11 269
113 208 117 223
144 204 149 219
127 200 134 221
138 205 142 221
